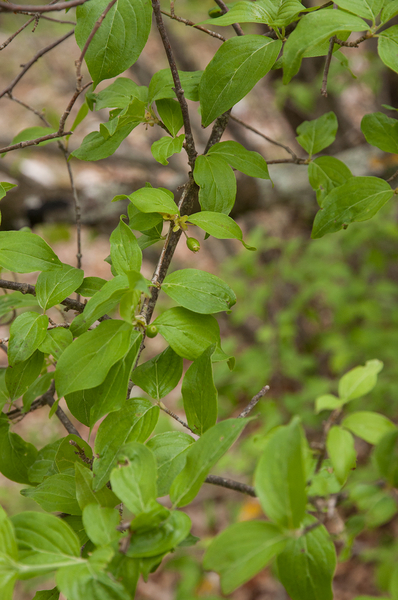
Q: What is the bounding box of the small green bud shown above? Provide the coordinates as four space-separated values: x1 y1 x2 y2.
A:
186 237 200 253
146 324 159 338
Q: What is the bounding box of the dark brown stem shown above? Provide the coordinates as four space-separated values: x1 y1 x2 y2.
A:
0 29 74 98
151 0 197 169
321 35 336 97
161 9 226 41
335 32 372 47
0 279 85 313
0 131 71 155
387 168 398 183
0 0 89 12
205 475 256 497
238 385 270 418
46 395 82 437
204 110 232 153
0 17 35 51
213 0 244 36
158 402 193 433
7 384 55 421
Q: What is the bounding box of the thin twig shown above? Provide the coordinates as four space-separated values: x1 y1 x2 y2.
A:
69 439 93 466
158 402 194 433
230 114 300 160
335 32 372 47
0 0 89 12
34 14 76 24
213 0 244 36
315 408 342 473
160 9 226 41
386 168 398 183
7 383 55 421
204 110 232 153
321 35 336 97
46 395 82 437
205 475 256 497
0 279 86 313
151 0 197 169
7 93 50 125
266 157 307 164
0 29 75 99
0 131 71 155
0 17 35 51
238 385 270 419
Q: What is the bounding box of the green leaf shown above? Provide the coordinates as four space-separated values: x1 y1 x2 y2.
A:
0 417 38 484
71 123 137 161
315 394 343 414
146 432 194 497
170 418 249 507
127 511 191 557
8 312 48 366
326 426 356 484
378 25 398 73
342 411 396 445
93 398 159 491
128 187 178 216
36 264 84 310
70 275 130 336
282 9 368 83
188 211 255 249
0 182 17 201
75 463 119 511
308 156 352 207
296 112 338 156
75 0 151 87
0 291 38 319
109 554 139 598
32 588 59 600
381 0 398 22
361 111 398 153
38 328 73 360
0 231 62 273
28 439 62 484
148 69 202 103
182 345 218 435
82 504 121 547
0 506 18 600
162 268 236 314
199 36 282 127
57 564 131 600
12 511 80 577
276 516 336 600
68 336 141 427
153 307 222 360
254 417 306 529
203 521 287 594
156 99 183 137
202 0 305 28
208 140 270 179
311 176 394 239
55 320 133 397
335 0 383 20
76 276 106 297
94 77 148 110
131 346 183 400
110 442 157 514
110 216 142 276
338 359 383 401
151 135 185 166
21 473 81 515
100 97 145 138
374 430 398 487
193 154 236 214
5 350 44 400
22 372 53 412
128 205 163 233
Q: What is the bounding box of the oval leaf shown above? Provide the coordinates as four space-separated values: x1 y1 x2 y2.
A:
36 264 84 310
